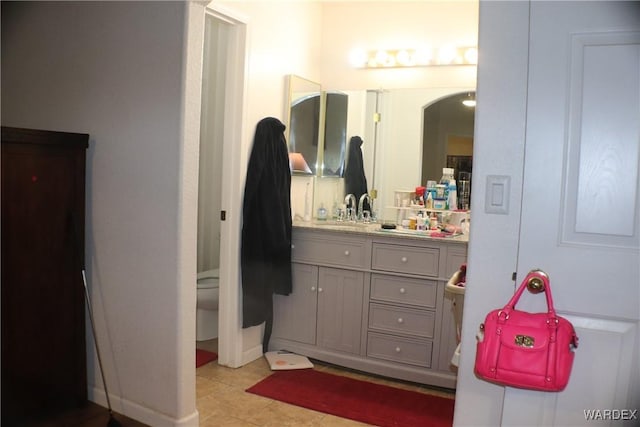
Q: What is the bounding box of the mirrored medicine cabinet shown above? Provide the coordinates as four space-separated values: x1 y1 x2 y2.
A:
286 75 348 178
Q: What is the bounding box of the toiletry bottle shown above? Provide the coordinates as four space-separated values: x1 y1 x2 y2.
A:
448 178 458 210
426 191 433 209
317 203 327 220
332 199 340 220
439 168 454 208
429 213 438 230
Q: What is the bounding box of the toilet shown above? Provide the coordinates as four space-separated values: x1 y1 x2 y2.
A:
196 269 219 341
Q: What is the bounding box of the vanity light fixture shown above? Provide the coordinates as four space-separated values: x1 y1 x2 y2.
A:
350 46 478 69
289 152 312 174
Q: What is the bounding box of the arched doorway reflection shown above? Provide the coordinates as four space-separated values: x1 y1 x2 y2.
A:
421 91 475 209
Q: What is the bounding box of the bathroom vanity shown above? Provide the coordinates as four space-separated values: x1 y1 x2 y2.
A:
270 222 467 389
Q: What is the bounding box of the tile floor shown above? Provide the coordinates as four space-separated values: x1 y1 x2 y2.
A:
195 339 455 426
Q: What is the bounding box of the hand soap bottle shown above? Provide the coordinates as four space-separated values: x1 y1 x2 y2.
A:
317 203 327 220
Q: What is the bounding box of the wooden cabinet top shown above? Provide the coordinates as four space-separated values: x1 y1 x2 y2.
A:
2 126 89 148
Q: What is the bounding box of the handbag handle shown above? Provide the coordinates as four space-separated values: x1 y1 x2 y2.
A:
501 270 557 320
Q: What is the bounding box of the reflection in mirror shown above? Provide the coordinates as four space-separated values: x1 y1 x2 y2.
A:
287 75 321 174
422 91 475 208
335 87 475 222
287 76 348 178
321 91 348 177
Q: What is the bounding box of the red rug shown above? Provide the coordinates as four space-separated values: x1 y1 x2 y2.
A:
246 369 454 427
196 349 218 368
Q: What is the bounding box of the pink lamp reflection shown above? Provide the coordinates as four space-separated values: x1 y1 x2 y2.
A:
288 152 312 174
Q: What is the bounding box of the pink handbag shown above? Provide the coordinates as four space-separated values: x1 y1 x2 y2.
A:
474 270 579 391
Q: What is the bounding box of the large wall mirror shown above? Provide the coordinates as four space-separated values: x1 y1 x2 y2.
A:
287 75 348 177
335 87 475 221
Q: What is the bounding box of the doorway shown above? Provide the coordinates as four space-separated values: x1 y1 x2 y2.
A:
198 4 248 368
421 91 475 201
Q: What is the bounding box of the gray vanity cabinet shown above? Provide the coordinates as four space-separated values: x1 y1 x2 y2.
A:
271 226 467 390
272 230 368 355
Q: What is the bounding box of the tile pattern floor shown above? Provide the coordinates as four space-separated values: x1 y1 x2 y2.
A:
196 339 455 426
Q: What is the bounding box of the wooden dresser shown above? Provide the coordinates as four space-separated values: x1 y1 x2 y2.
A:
1 127 89 425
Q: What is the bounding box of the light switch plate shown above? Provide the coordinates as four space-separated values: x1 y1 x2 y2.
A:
485 175 510 215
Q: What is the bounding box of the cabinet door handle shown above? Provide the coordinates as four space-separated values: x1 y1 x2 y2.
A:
397 318 404 324
344 250 350 256
318 287 323 293
401 256 408 263
291 244 295 249
399 287 406 294
395 347 401 353
311 286 316 292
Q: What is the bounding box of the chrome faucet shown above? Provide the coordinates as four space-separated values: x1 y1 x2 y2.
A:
344 194 357 222
358 193 372 222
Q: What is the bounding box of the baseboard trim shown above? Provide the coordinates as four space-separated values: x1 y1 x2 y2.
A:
89 387 199 427
242 343 264 366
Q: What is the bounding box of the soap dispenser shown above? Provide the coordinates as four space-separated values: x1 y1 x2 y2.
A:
317 203 327 220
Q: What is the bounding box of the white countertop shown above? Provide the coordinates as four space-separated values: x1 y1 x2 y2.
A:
293 219 469 244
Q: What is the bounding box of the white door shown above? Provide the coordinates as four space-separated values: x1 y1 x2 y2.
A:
503 2 640 425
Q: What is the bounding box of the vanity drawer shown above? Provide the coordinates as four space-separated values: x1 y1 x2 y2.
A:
370 274 437 308
371 243 439 276
368 303 435 338
367 332 433 368
292 234 369 269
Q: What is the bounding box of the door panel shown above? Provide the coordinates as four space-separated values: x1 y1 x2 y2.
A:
505 2 640 425
317 267 364 354
272 263 318 345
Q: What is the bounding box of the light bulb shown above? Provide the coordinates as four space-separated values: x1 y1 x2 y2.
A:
464 47 478 64
349 49 368 68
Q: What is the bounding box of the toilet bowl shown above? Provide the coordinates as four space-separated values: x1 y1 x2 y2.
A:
196 269 219 341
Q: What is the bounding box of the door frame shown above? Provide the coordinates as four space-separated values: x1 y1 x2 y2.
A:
203 3 249 368
454 2 531 425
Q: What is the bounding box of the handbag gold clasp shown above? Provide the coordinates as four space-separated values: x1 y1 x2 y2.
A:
515 334 535 348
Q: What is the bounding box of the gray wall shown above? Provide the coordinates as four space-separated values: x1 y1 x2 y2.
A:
1 2 202 425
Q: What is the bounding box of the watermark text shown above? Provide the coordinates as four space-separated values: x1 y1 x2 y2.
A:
584 409 637 421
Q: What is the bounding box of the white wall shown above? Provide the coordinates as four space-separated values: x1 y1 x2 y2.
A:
1 2 204 426
320 1 479 91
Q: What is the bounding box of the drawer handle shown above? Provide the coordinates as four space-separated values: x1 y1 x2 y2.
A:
397 318 404 324
318 287 323 293
344 250 350 256
395 347 401 353
401 256 408 263
399 287 406 294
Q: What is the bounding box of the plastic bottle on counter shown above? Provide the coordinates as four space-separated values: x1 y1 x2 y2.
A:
317 203 327 220
440 168 454 187
448 178 458 210
439 168 454 208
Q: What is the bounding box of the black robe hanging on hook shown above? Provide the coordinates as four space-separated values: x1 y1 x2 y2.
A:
241 117 292 352
344 136 370 213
